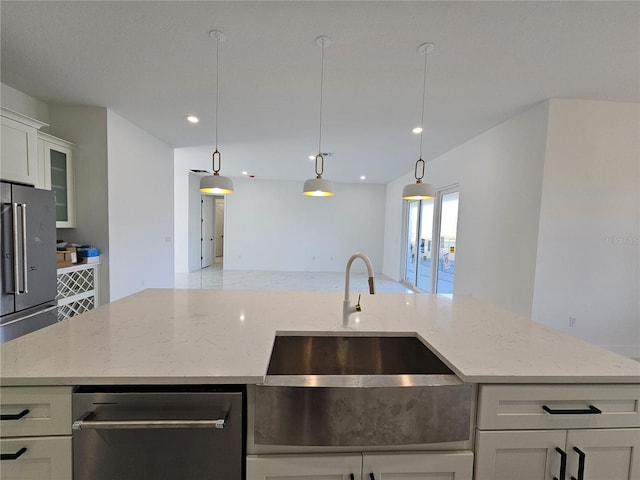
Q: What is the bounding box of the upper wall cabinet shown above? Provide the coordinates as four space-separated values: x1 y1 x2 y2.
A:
37 132 76 228
1 107 48 186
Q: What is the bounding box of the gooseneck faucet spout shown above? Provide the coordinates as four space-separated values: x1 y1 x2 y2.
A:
343 252 376 326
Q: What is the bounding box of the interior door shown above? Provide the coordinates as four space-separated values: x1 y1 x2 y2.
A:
215 199 224 258
201 195 214 269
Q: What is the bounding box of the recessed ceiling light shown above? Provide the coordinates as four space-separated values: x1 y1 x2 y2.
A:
412 126 423 134
187 115 199 124
360 176 366 180
308 155 315 160
242 171 248 175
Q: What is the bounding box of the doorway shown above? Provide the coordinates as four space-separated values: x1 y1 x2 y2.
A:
403 187 459 293
201 196 224 269
214 198 224 261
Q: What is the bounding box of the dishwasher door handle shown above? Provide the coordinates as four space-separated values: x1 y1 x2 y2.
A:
72 412 227 430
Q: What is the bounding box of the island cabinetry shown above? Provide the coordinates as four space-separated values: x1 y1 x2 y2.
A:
0 386 72 480
1 108 47 186
474 384 640 480
247 451 473 479
37 132 75 227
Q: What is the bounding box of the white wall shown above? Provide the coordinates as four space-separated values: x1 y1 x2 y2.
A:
106 110 175 301
50 106 175 303
532 99 640 357
49 106 111 304
174 146 386 273
225 178 386 272
384 101 550 317
174 146 211 273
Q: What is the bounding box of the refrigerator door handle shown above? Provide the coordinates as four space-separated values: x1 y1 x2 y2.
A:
0 305 57 327
11 202 21 294
20 203 28 294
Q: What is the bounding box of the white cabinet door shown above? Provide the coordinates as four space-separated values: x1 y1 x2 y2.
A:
0 436 72 480
475 430 567 480
567 429 640 480
246 454 362 480
38 133 75 228
363 452 473 480
1 115 39 186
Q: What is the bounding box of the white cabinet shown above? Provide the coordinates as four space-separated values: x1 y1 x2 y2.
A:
1 108 47 186
475 385 640 480
0 436 72 480
247 451 474 480
37 132 75 228
363 452 473 480
475 428 639 480
0 386 72 480
247 453 361 479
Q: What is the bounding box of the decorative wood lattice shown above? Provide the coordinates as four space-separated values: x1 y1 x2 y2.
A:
57 267 95 298
57 297 95 322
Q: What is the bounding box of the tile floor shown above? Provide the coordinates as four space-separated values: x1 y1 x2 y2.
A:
174 261 414 294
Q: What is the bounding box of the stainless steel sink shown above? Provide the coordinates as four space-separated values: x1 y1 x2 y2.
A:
254 333 472 447
266 335 455 376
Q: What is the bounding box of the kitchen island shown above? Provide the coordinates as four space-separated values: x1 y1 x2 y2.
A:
1 289 639 479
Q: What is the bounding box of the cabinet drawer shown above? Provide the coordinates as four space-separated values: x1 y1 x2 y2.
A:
246 453 362 479
0 436 72 480
0 387 72 437
477 385 640 430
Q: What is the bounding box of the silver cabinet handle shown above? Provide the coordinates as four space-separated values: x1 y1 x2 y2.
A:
20 203 28 294
72 412 226 430
11 203 20 294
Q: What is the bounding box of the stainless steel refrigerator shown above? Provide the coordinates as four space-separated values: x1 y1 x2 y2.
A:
1 181 58 343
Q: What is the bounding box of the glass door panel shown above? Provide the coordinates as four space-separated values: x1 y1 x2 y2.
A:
50 149 68 222
436 192 459 294
415 198 434 292
404 201 419 283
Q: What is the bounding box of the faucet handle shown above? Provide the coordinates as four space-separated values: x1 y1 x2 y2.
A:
355 294 362 312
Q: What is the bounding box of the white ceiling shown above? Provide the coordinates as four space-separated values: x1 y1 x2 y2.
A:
1 1 638 184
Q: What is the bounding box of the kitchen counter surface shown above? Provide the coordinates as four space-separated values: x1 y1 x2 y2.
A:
1 289 638 386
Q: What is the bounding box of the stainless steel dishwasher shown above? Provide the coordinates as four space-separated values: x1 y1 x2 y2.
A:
72 386 244 480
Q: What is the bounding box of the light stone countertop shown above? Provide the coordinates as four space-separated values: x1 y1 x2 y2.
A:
1 289 638 386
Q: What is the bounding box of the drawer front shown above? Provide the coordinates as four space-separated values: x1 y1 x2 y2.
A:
478 384 640 430
0 436 72 480
0 387 72 437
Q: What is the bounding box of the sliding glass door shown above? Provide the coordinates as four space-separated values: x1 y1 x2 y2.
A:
404 188 459 293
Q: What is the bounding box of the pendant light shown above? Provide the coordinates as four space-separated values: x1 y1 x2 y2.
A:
402 43 435 200
201 30 234 195
303 36 334 197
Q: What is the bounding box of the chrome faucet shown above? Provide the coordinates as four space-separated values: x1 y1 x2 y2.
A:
343 252 375 326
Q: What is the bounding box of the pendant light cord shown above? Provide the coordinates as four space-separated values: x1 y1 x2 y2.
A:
318 39 325 156
214 34 220 152
419 46 428 160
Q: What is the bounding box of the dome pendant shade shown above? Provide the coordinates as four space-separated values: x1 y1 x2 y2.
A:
303 176 335 197
402 179 435 200
200 172 234 195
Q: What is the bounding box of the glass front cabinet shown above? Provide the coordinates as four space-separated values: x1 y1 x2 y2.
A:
37 132 75 228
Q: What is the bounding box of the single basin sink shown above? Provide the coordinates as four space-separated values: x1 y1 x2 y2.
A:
266 335 454 376
254 333 472 447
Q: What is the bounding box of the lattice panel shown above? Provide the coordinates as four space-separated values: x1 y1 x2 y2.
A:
58 297 95 322
57 267 95 298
